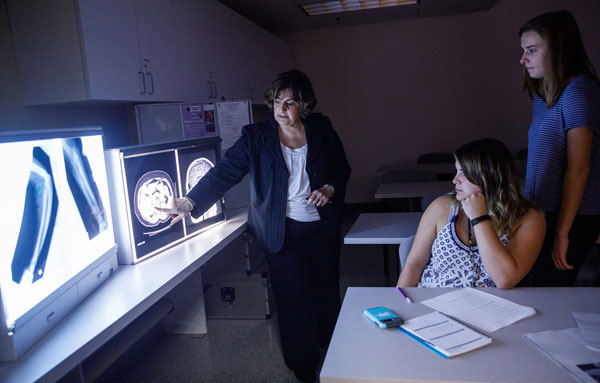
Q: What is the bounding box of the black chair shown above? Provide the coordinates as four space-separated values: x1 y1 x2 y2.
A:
416 152 454 164
517 148 528 160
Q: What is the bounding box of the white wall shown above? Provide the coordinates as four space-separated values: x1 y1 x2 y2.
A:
281 0 600 203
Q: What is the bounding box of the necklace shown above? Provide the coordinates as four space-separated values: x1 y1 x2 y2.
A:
467 218 480 287
467 218 473 257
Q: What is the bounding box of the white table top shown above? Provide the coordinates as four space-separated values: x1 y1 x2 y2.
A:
0 209 248 383
376 162 456 176
376 159 527 177
344 213 423 245
321 287 600 383
375 181 453 199
376 178 525 200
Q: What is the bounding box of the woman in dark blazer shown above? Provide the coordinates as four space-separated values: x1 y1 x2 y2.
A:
160 70 351 382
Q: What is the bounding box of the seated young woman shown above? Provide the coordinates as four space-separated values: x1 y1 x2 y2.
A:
397 138 546 289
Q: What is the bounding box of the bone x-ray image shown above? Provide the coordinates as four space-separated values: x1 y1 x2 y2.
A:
11 147 58 284
63 138 108 239
123 150 184 260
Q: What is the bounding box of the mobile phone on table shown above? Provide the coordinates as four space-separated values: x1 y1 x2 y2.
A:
364 306 404 328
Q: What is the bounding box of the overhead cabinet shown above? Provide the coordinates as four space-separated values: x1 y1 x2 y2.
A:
8 0 292 106
173 0 293 104
8 0 182 105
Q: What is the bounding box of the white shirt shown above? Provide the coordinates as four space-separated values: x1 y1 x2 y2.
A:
280 143 320 222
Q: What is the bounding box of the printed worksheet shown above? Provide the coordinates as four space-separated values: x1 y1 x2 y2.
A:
420 288 536 332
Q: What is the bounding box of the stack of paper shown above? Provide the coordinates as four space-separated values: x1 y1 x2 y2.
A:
419 288 536 332
524 327 600 383
573 312 600 351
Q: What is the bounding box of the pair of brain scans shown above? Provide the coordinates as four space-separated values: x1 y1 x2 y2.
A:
124 144 223 260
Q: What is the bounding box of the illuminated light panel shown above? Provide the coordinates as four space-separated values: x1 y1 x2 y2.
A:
301 0 417 15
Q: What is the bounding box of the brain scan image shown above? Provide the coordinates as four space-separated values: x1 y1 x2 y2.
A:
186 158 217 223
134 170 175 228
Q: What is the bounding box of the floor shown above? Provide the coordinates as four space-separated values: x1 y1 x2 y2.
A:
104 212 599 383
110 213 389 383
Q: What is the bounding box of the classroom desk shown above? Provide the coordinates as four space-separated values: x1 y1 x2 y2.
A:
344 213 422 284
321 287 600 383
376 162 455 176
375 180 452 200
0 209 248 383
376 159 527 177
376 178 526 200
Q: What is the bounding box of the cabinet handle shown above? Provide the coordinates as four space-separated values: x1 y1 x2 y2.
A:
247 86 254 100
146 72 155 95
138 71 146 94
207 81 217 98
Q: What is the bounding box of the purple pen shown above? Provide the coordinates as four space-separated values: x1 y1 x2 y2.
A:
396 286 413 303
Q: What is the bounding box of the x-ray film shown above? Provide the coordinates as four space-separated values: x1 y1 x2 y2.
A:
186 158 217 223
123 150 184 260
0 130 115 329
63 138 108 239
11 147 58 284
177 145 224 235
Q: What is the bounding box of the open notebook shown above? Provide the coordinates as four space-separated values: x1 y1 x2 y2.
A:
398 311 492 358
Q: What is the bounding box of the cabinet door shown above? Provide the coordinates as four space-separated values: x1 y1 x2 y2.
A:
135 0 182 102
77 0 146 101
174 0 222 103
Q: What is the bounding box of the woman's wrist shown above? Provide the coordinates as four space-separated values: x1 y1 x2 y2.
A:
471 214 491 226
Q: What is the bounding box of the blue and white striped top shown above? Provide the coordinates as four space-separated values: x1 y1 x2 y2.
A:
526 76 600 214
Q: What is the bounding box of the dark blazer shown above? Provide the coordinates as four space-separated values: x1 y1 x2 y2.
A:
187 114 351 254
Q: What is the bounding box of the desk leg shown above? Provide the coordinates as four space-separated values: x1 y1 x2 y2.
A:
383 244 401 286
383 244 390 285
394 244 400 282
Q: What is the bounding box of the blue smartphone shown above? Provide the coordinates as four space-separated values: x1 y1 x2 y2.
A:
364 306 404 328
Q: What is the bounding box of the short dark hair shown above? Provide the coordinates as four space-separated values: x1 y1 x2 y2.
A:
453 138 540 235
519 10 598 107
264 70 318 118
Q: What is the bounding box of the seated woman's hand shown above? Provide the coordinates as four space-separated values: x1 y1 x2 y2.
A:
306 186 332 207
461 192 488 220
155 197 194 226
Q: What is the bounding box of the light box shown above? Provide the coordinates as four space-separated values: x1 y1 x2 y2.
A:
0 127 118 361
105 137 225 264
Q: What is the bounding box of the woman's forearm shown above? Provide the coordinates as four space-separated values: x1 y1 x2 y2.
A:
472 222 521 288
556 163 590 238
397 263 425 287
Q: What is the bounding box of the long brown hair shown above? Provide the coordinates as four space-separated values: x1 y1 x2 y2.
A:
452 139 541 236
519 10 598 107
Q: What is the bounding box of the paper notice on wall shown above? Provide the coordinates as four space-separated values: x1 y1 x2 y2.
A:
180 103 206 139
216 100 252 151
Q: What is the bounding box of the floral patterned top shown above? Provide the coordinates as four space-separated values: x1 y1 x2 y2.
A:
418 205 509 288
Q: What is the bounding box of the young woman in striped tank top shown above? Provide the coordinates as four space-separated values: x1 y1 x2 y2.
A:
397 139 546 289
519 11 600 286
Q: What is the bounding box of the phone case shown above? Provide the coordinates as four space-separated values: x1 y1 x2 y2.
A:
364 306 404 328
